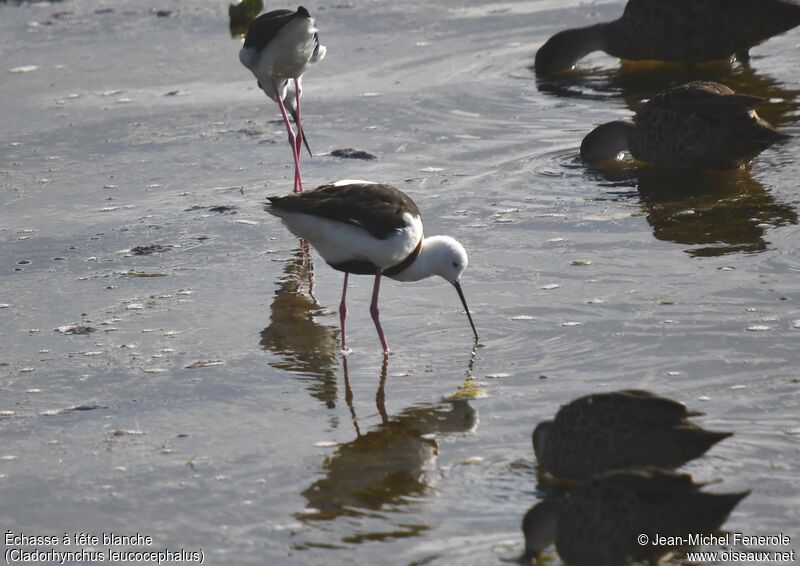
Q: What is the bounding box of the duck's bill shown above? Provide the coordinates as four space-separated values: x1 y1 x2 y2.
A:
289 105 313 157
454 281 478 341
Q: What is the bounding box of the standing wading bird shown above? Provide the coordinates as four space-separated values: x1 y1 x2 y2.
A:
522 468 749 566
580 81 789 170
266 181 479 354
532 389 732 480
239 6 326 192
534 0 800 75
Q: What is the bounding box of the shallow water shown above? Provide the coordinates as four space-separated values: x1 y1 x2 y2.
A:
1 0 799 564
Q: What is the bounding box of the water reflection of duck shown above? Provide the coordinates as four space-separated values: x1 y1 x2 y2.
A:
637 168 798 257
533 390 731 480
299 362 477 528
535 0 800 75
591 166 798 257
581 82 788 170
260 246 340 408
522 468 749 566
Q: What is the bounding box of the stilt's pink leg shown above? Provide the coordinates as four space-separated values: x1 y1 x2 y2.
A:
369 272 390 354
339 272 349 353
293 79 303 193
294 78 303 167
273 80 302 193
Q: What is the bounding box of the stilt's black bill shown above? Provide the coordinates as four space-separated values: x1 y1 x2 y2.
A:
289 105 313 157
454 281 478 340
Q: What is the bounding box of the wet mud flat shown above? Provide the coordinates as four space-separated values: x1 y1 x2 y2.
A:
1 0 799 564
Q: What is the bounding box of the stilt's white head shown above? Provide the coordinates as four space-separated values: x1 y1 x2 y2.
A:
411 235 477 340
425 235 469 285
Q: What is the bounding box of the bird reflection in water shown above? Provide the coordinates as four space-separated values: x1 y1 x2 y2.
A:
589 165 797 256
522 468 749 566
260 244 340 408
295 347 480 546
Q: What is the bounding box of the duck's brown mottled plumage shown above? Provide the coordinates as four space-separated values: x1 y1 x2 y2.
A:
608 0 800 62
523 468 749 566
535 0 800 74
580 81 788 169
533 389 732 479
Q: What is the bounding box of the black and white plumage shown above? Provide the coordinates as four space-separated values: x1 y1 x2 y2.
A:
239 6 325 104
267 181 478 354
239 6 326 192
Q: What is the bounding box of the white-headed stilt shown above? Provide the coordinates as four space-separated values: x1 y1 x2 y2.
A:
266 180 478 354
239 6 326 192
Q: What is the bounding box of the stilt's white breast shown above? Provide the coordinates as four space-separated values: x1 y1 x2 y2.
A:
271 210 423 271
239 46 258 69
